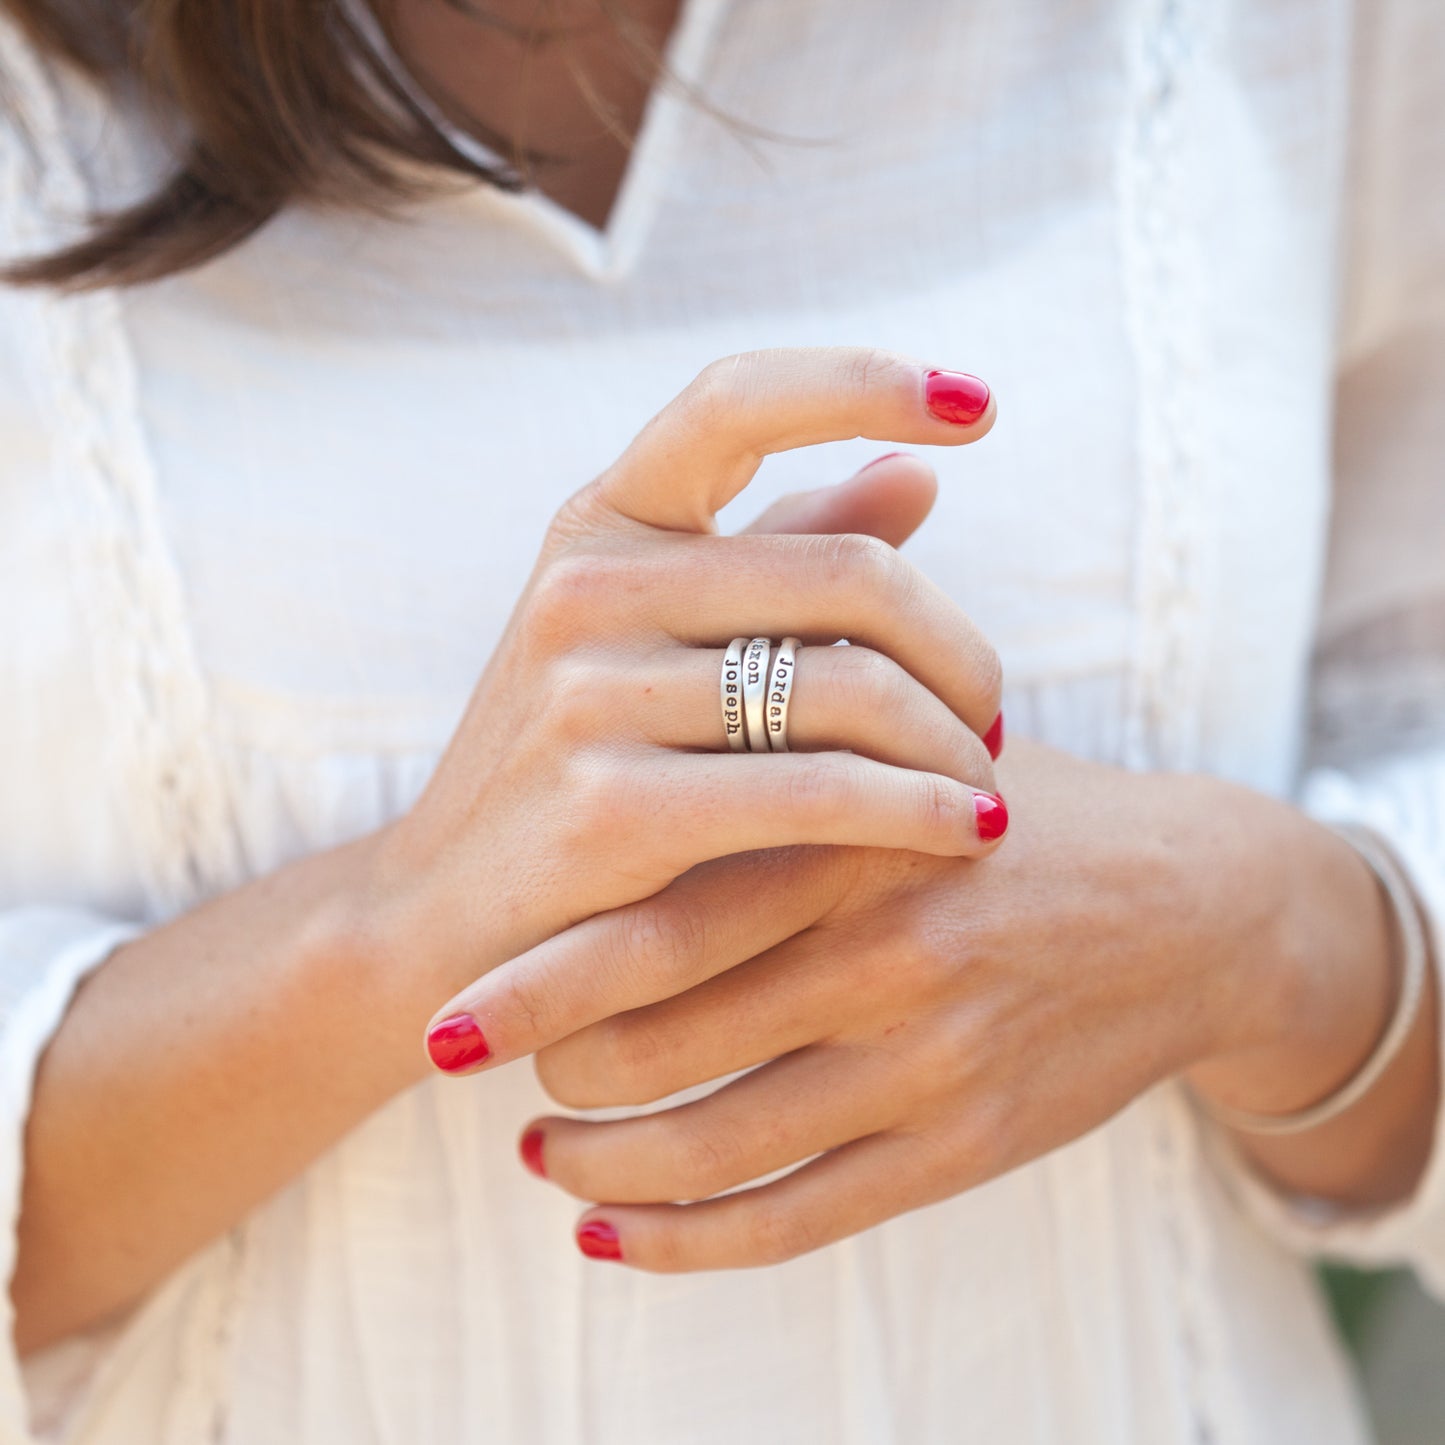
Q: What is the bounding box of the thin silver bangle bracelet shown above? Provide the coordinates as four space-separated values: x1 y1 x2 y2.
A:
1198 822 1430 1138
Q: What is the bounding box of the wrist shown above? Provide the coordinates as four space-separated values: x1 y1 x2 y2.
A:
1183 797 1396 1118
287 826 451 1091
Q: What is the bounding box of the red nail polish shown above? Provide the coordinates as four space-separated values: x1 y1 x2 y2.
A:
983 711 1004 761
576 1220 623 1262
860 451 906 471
426 1013 491 1072
925 370 991 426
974 792 1008 841
520 1128 547 1179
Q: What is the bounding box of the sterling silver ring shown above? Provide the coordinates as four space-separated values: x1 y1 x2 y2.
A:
742 637 772 753
721 636 749 751
764 636 801 752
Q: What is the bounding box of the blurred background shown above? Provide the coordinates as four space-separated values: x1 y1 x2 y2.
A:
1327 1266 1445 1443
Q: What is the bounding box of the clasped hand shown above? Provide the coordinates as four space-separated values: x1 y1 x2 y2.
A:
457 742 1300 1270
391 348 1359 1270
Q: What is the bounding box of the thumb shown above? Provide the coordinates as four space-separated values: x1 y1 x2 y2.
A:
738 453 938 547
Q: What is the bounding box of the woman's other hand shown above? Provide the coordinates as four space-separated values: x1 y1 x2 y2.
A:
518 739 1430 1269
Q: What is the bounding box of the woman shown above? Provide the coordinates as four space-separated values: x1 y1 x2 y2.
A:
1 0 1442 1440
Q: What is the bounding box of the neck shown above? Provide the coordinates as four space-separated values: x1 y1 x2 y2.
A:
390 0 684 227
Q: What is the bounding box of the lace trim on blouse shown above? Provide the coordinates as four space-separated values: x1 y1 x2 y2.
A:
0 21 253 1442
1118 2 1240 1440
0 17 248 918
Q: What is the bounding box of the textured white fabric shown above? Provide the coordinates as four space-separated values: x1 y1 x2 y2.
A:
0 0 1442 1441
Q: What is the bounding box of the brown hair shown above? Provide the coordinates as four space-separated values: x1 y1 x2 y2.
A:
0 1 576 290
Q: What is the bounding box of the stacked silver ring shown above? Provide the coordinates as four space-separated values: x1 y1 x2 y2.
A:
721 637 748 751
741 637 772 752
720 636 801 752
765 636 800 751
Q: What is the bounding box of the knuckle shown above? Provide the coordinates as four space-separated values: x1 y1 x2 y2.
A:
543 656 616 744
816 529 895 580
891 916 959 999
535 1012 671 1108
543 485 610 553
599 1014 674 1106
785 753 854 824
612 898 708 992
547 765 660 877
534 1045 598 1109
673 1120 739 1200
971 642 1005 715
747 1203 823 1267
822 533 921 618
829 646 909 717
498 970 564 1045
642 1219 687 1274
957 1098 1015 1182
899 1127 969 1202
680 353 750 432
947 730 995 790
917 771 973 850
559 750 633 833
842 345 906 396
525 549 613 650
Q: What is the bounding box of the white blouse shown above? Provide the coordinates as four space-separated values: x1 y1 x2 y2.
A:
2 1 1444 1441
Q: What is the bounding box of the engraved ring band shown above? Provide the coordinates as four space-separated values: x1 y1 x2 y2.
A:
720 636 803 753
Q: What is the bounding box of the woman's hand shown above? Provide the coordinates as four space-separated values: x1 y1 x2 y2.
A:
372 349 1008 1064
13 347 1006 1354
515 739 1431 1270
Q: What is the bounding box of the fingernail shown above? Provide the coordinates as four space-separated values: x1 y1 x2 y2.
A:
925 370 991 426
520 1128 547 1179
576 1220 623 1262
974 791 1008 841
859 451 906 472
983 711 1004 761
426 1013 491 1072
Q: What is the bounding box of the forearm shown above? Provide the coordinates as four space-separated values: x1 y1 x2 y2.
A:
1184 792 1438 1208
10 831 431 1357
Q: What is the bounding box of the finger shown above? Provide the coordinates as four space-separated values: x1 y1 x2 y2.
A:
738 453 938 549
422 745 1005 1080
651 531 1003 740
569 1131 957 1271
634 751 1007 868
525 1045 901 1204
538 919 857 1108
526 521 1003 740
423 848 848 1075
617 644 994 788
584 348 995 532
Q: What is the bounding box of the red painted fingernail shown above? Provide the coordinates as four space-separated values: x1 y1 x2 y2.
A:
924 370 991 426
576 1220 623 1262
520 1128 547 1179
426 1013 491 1072
974 791 1008 841
983 711 1004 760
860 451 906 471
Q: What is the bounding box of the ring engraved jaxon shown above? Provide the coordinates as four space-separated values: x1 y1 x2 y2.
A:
742 637 773 754
721 636 749 751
